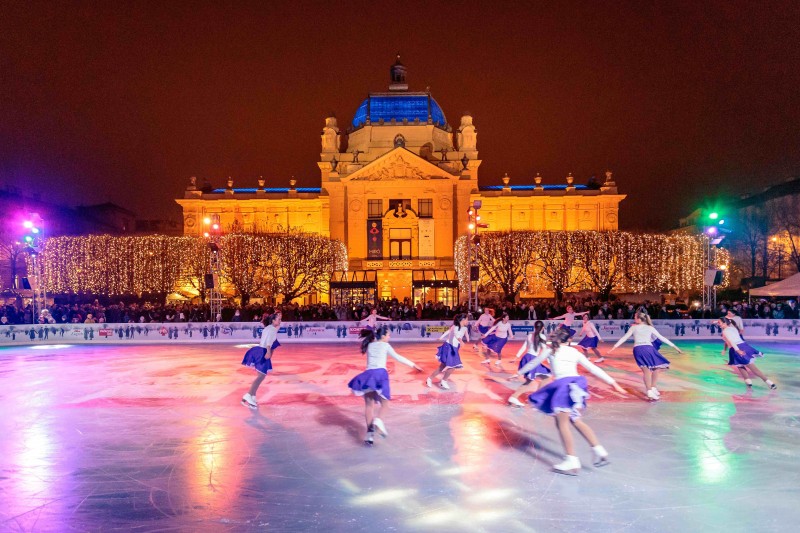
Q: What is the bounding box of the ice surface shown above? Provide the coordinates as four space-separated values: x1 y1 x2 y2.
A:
0 340 798 532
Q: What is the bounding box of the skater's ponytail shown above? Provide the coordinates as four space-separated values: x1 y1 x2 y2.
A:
719 317 733 326
453 314 465 327
359 328 376 353
532 320 544 352
548 328 571 356
359 325 389 353
493 312 509 326
636 311 653 326
263 313 279 327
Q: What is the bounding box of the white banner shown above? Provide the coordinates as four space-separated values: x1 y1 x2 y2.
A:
0 319 798 346
418 218 435 258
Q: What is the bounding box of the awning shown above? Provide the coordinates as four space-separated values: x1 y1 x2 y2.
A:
412 270 459 288
330 270 378 289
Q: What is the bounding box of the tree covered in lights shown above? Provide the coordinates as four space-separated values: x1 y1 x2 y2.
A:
266 230 348 302
476 231 541 302
218 234 272 305
36 232 347 303
455 231 730 300
0 228 28 290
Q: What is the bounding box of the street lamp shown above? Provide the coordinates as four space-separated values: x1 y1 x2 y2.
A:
466 200 487 313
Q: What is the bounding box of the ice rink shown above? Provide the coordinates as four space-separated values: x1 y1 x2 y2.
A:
1 338 798 532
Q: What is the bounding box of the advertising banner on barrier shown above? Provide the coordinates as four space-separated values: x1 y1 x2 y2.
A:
1 319 798 346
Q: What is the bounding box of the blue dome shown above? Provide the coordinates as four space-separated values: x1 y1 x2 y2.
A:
352 93 447 129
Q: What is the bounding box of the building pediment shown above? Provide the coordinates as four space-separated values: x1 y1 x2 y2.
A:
345 148 456 181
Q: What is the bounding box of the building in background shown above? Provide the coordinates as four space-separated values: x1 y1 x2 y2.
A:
176 57 626 304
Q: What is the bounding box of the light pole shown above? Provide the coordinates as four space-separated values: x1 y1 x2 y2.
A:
466 200 487 314
203 214 222 322
22 214 46 324
771 236 783 279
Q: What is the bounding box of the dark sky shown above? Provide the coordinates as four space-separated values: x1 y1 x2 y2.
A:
3 1 800 230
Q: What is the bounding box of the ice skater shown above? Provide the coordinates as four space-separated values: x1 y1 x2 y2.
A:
608 311 682 401
359 308 390 331
575 314 605 362
473 308 495 350
347 325 423 444
551 306 588 341
510 328 626 475
507 320 551 407
480 312 514 367
426 314 470 390
719 317 776 390
240 313 281 408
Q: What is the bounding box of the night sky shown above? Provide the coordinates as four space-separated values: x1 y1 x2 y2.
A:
3 1 800 230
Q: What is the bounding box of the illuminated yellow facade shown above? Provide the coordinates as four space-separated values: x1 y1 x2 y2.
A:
176 58 625 303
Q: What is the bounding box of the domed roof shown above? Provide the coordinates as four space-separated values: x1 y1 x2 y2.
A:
351 93 447 129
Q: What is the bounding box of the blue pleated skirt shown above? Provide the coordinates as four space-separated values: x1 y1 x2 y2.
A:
518 352 551 380
348 368 391 400
727 342 763 367
577 336 598 348
241 340 280 374
528 376 589 419
482 334 509 355
633 344 670 370
436 343 463 369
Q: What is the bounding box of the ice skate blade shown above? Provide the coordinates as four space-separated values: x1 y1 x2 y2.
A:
553 468 579 476
593 457 610 467
241 399 257 409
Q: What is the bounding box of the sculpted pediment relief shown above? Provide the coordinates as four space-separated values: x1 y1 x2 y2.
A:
347 148 455 181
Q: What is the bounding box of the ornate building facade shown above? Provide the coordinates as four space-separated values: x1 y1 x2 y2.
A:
176 57 625 304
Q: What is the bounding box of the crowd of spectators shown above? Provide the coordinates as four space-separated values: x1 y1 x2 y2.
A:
1 296 797 326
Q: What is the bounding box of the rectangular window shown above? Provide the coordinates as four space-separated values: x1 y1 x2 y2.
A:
368 199 383 218
418 198 433 218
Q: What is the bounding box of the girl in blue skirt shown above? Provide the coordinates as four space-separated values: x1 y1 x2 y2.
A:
575 314 604 362
480 313 514 367
241 313 281 408
719 317 776 389
508 320 551 406
609 312 682 401
348 326 422 444
551 306 589 340
426 314 470 390
510 329 626 475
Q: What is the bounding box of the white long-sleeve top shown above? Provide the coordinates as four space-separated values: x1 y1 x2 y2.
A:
440 325 470 347
515 332 546 358
555 312 578 326
612 324 676 349
518 345 615 385
486 321 513 339
476 313 495 328
360 314 389 328
579 321 602 341
364 341 415 370
722 327 745 347
259 325 278 349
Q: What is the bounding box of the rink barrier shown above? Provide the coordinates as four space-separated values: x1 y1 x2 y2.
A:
1 319 799 346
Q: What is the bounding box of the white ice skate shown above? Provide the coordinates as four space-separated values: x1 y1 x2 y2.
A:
439 380 450 390
592 445 610 467
372 417 388 437
508 397 525 407
241 393 258 409
553 455 581 475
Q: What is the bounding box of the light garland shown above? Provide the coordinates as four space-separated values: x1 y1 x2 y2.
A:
454 231 730 298
35 233 348 300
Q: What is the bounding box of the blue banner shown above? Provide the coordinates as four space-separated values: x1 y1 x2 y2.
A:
367 219 383 258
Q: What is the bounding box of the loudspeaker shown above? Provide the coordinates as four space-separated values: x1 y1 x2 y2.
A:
204 273 219 289
704 269 724 286
469 265 480 281
21 277 31 290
